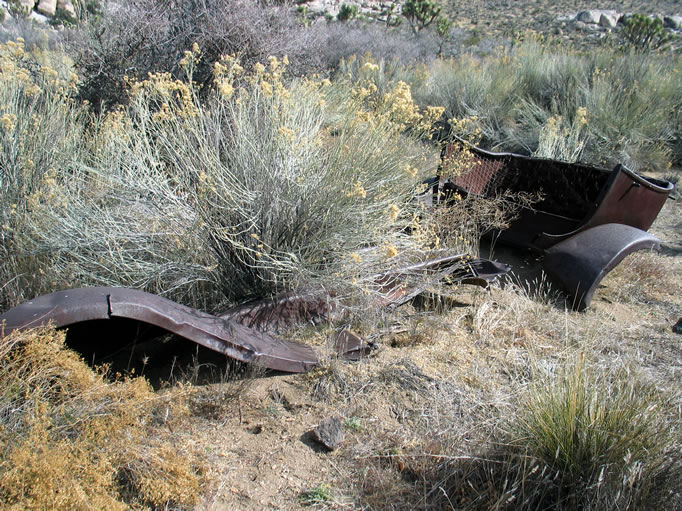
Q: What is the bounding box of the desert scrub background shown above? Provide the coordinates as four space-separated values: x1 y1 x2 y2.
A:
0 327 202 509
415 38 682 171
0 39 89 309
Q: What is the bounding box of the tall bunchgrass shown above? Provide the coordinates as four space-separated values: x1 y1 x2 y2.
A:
435 356 680 510
504 357 679 509
417 39 682 170
0 327 202 509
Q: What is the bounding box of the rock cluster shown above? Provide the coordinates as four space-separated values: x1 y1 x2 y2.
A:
1 0 77 22
302 0 396 22
559 9 682 33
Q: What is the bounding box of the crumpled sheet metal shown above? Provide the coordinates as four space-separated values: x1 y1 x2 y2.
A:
0 287 363 373
0 255 511 372
221 255 511 332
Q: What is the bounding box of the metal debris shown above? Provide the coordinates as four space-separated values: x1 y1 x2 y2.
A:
437 137 675 309
0 253 509 372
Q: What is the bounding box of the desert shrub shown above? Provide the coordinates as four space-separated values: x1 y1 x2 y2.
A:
0 39 87 309
0 18 67 50
434 358 680 510
417 39 682 170
308 22 440 72
0 327 202 509
336 53 431 103
337 3 358 22
3 44 463 312
620 13 676 52
73 0 455 108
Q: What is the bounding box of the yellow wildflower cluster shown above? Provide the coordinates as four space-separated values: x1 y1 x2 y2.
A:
214 54 244 99
179 42 202 72
351 81 378 100
349 252 363 263
346 181 367 199
383 243 398 259
389 203 401 222
130 71 199 120
278 126 297 143
576 106 588 126
247 56 290 100
403 163 418 178
383 81 421 127
449 116 482 143
1 113 17 132
361 61 379 73
441 145 480 178
0 39 77 98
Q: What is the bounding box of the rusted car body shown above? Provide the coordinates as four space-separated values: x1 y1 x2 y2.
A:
436 137 675 309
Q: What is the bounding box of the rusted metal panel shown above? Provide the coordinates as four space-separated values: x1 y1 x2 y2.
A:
439 137 674 251
0 252 510 371
543 224 660 310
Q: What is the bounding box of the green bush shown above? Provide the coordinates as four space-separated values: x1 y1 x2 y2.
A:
48 6 79 27
620 13 675 52
1 45 454 312
337 3 358 22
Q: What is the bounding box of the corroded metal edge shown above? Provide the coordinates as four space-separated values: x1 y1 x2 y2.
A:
543 224 660 311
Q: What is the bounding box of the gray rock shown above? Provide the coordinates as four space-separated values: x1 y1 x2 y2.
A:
577 10 601 24
664 16 682 30
36 0 56 16
29 10 49 22
19 0 34 10
312 416 344 451
599 13 617 29
57 0 76 17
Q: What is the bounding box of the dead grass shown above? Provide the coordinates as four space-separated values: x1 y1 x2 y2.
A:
0 327 204 510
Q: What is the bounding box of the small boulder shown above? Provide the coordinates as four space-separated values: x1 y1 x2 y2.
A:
664 16 682 30
19 0 35 10
577 10 601 24
311 416 344 451
57 0 76 18
29 10 49 23
36 0 56 16
599 13 617 29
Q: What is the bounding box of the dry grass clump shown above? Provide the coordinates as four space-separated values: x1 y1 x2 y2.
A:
0 327 203 510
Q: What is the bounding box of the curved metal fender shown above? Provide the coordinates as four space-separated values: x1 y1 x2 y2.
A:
542 224 660 311
0 287 369 373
